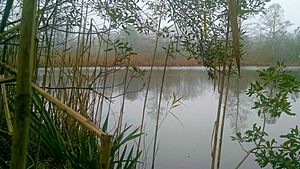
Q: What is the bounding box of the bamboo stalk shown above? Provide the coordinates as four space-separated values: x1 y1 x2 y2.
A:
227 0 241 73
0 0 15 34
10 0 37 168
0 75 13 134
210 62 226 169
100 135 113 169
216 20 231 169
98 24 111 126
216 66 231 169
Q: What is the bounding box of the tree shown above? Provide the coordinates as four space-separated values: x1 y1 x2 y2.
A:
259 3 292 59
293 27 300 58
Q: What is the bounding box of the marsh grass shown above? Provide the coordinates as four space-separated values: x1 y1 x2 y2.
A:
0 1 148 168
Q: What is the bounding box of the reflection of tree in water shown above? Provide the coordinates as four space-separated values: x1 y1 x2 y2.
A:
264 113 276 124
291 91 300 102
143 69 212 120
226 91 278 133
225 74 255 133
121 69 211 120
225 90 253 133
149 69 212 101
225 72 277 133
146 94 167 120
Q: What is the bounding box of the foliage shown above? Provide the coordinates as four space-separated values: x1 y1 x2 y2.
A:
152 0 269 77
246 62 299 117
31 91 67 165
0 129 11 169
66 131 100 169
256 126 300 168
30 92 142 169
232 62 300 168
110 126 142 169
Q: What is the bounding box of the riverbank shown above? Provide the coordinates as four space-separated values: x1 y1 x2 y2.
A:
38 54 300 67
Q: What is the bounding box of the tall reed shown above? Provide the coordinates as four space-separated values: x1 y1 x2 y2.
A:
10 1 37 168
136 13 162 169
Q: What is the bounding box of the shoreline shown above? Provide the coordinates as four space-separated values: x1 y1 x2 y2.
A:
37 55 300 68
37 65 300 71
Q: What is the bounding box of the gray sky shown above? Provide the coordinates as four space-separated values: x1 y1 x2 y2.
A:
269 0 300 30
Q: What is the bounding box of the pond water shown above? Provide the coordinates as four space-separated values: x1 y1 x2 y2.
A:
37 66 300 169
113 67 300 169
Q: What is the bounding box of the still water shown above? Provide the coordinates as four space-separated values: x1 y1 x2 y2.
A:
38 67 300 169
112 67 300 169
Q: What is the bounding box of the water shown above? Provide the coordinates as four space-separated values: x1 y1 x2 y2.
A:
114 67 300 169
37 66 300 169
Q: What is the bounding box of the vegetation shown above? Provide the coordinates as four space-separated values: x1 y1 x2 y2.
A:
0 0 299 169
243 4 300 64
232 63 300 168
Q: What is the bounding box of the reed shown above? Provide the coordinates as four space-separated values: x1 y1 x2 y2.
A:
0 0 147 168
10 1 37 168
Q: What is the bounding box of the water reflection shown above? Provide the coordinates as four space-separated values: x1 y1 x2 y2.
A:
118 67 300 169
117 68 300 131
37 67 300 169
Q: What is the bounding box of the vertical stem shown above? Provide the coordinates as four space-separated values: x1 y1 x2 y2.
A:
210 62 226 169
116 60 129 137
99 26 111 126
136 14 162 168
100 135 113 169
10 0 37 168
151 44 170 169
216 20 231 169
1 75 13 134
216 66 231 169
227 0 241 73
235 75 240 132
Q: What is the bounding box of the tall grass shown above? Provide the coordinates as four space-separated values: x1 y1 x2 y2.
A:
0 0 148 168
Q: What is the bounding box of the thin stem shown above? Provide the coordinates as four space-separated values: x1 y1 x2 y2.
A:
136 13 163 169
151 43 170 169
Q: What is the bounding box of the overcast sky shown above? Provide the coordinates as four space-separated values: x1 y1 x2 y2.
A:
269 0 300 30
